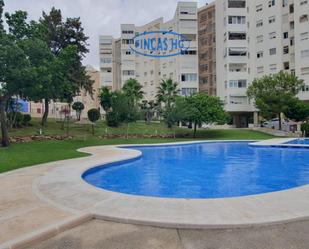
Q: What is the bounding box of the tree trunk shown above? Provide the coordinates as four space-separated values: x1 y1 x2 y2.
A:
41 99 49 127
278 113 282 131
92 124 94 135
193 122 197 139
0 100 10 147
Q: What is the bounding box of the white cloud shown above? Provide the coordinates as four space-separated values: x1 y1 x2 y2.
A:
3 0 211 68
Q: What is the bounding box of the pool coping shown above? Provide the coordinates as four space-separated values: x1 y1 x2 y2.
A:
32 139 309 229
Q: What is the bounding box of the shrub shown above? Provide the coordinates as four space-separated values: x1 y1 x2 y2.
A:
22 114 31 126
87 109 101 135
301 123 309 137
15 112 23 127
106 111 119 127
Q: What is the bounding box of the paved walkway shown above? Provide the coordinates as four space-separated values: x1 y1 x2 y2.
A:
30 219 309 249
0 162 74 245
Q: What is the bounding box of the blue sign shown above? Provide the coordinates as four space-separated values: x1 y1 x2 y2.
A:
130 31 190 58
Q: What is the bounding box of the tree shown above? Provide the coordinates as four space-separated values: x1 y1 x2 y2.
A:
156 79 179 127
0 20 35 146
140 100 156 124
72 101 85 121
247 71 304 130
122 78 144 105
156 79 179 110
183 93 228 138
38 7 93 126
87 108 100 135
284 98 309 122
98 87 113 112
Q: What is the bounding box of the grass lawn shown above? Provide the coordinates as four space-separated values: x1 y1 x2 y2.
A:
0 118 275 173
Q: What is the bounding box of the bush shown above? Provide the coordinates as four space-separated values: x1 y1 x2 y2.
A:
106 111 120 127
301 123 309 137
87 109 101 135
22 114 31 126
14 112 23 127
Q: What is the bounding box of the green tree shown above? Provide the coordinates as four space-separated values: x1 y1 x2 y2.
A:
183 93 228 138
98 87 113 112
0 23 35 146
247 71 304 130
38 8 93 126
156 79 179 110
122 78 144 105
87 108 100 135
140 100 156 124
72 101 85 121
284 98 309 122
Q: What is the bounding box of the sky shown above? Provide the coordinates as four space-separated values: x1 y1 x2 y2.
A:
3 0 210 69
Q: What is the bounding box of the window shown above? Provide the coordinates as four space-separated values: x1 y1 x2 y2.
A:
282 0 288 7
283 32 289 39
268 0 275 7
270 48 277 55
230 96 248 105
123 70 134 76
228 16 246 24
302 85 309 91
300 15 309 23
256 4 263 12
290 37 295 46
122 30 134 34
229 47 247 56
181 74 197 82
228 0 246 8
229 63 247 72
283 62 290 70
289 4 294 13
181 88 197 96
122 39 133 45
269 32 277 39
181 50 197 55
301 50 309 58
300 0 308 5
256 35 264 43
283 46 289 54
229 80 247 88
301 67 309 75
228 32 246 40
100 58 112 64
290 21 295 29
269 16 276 24
256 20 263 27
269 64 277 72
257 66 264 74
257 51 264 58
301 32 309 41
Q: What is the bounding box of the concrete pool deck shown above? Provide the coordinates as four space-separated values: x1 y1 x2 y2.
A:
1 139 309 248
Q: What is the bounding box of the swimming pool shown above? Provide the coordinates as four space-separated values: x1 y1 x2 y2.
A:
284 139 309 145
82 142 309 199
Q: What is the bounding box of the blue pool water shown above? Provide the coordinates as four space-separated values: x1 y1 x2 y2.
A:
285 139 309 145
82 142 309 199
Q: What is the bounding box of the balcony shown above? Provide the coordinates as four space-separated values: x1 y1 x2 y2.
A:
228 47 247 56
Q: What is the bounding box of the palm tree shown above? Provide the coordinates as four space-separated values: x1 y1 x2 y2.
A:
122 78 144 105
98 87 113 112
156 79 179 109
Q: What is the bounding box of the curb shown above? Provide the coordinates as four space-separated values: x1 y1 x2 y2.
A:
0 213 93 249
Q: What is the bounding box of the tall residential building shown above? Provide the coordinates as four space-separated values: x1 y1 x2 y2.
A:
99 2 199 101
200 0 309 128
215 0 254 128
198 2 217 96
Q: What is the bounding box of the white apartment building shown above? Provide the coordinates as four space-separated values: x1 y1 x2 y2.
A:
213 0 309 127
99 2 199 101
216 0 255 127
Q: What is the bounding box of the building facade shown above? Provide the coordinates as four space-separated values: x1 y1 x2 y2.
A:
99 2 199 101
199 0 309 127
198 2 217 96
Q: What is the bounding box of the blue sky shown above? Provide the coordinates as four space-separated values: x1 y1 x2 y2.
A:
3 0 210 68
